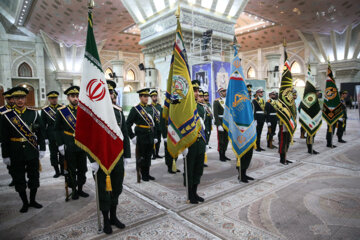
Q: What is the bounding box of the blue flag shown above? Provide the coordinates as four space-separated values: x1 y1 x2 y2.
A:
223 49 257 160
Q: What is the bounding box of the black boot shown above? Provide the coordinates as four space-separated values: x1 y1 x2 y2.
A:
53 165 60 178
240 169 248 183
78 185 89 198
338 139 346 143
110 205 126 229
18 191 29 213
244 169 254 181
60 164 65 176
71 188 79 200
148 167 155 181
29 189 42 209
102 210 112 234
193 184 204 202
9 180 15 187
280 154 287 165
224 153 231 161
219 151 226 162
141 168 149 181
188 185 198 204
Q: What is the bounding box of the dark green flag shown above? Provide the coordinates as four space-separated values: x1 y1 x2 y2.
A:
299 65 322 137
322 63 343 127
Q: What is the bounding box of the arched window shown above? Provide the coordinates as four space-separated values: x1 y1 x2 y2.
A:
126 69 135 81
123 85 133 92
247 67 255 79
105 67 113 79
291 61 301 74
18 62 32 77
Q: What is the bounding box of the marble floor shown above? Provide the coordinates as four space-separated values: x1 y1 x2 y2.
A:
1 109 360 240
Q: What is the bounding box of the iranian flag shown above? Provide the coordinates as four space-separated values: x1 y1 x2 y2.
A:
75 10 123 191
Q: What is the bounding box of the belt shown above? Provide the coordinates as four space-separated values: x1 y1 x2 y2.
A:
10 137 27 142
270 113 277 115
136 124 151 129
64 131 75 137
256 111 264 114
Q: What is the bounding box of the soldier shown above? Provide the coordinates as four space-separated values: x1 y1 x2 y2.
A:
265 90 278 149
1 87 46 213
55 86 89 200
89 80 131 234
247 84 253 100
150 90 163 159
1 88 16 186
203 91 213 145
182 80 206 204
126 88 157 182
337 90 348 143
253 88 266 152
213 88 230 161
41 91 64 178
305 89 321 155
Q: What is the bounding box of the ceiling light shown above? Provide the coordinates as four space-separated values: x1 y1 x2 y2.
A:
25 0 28 3
22 9 25 12
254 16 257 20
272 23 275 25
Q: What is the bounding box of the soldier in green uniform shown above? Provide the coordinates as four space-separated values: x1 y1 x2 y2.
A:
203 91 213 145
55 86 89 200
41 91 64 178
89 80 131 234
126 88 157 182
265 90 278 149
247 84 253 100
253 88 266 152
1 87 46 213
213 88 230 161
337 90 348 143
1 88 16 186
182 80 206 204
150 90 163 159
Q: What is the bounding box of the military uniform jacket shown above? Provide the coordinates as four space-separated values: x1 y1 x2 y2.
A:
113 105 131 158
54 104 82 152
151 102 162 135
213 97 225 127
126 103 155 145
253 97 266 122
1 107 46 161
340 99 347 119
160 108 168 139
265 99 278 123
0 104 13 143
41 104 63 142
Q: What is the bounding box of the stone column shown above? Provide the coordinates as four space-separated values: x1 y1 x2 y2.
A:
265 53 281 88
110 59 125 107
144 54 157 89
0 37 12 90
35 38 46 105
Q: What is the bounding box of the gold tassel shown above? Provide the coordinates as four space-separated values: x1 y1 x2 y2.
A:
172 159 177 172
328 124 332 132
204 153 208 164
39 161 42 172
254 141 257 150
106 175 112 192
291 137 294 145
236 157 240 167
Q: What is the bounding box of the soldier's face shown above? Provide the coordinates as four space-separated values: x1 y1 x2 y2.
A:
198 96 204 103
220 90 226 97
5 97 15 106
342 93 348 98
204 96 209 101
14 96 26 108
68 94 79 106
140 95 149 104
293 94 297 100
194 88 199 100
258 92 263 97
270 93 275 99
110 93 117 104
151 95 158 103
48 97 58 105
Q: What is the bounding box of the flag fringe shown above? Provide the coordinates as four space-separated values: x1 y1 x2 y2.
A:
105 175 112 192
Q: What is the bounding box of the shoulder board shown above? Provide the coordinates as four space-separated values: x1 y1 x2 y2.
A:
42 105 50 110
58 105 66 110
27 107 39 111
113 105 122 111
215 98 221 101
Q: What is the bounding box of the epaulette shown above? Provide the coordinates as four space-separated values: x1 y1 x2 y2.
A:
215 98 221 101
58 105 66 110
113 105 122 111
42 105 49 110
27 107 41 111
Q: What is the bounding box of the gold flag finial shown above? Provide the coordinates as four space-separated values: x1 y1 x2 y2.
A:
283 38 287 47
175 4 180 18
88 0 95 9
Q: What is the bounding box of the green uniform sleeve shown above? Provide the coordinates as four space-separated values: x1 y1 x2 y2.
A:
36 112 46 151
121 111 131 158
1 116 10 158
125 107 136 140
40 109 49 139
213 100 221 126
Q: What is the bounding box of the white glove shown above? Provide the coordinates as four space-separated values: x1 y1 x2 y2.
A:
338 118 343 122
91 162 99 174
154 138 158 144
124 158 130 168
218 126 224 131
182 148 188 158
267 122 271 127
163 137 167 143
58 145 65 156
131 137 137 145
3 157 10 166
45 139 49 145
206 145 209 152
39 151 46 159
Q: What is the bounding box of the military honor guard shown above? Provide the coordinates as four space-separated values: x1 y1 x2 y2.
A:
203 91 213 145
182 80 206 204
41 91 64 178
1 88 16 186
88 80 130 234
265 90 278 149
126 88 157 182
337 90 348 143
213 87 230 161
150 90 163 159
247 84 253 100
1 87 46 212
55 86 89 200
253 88 266 152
